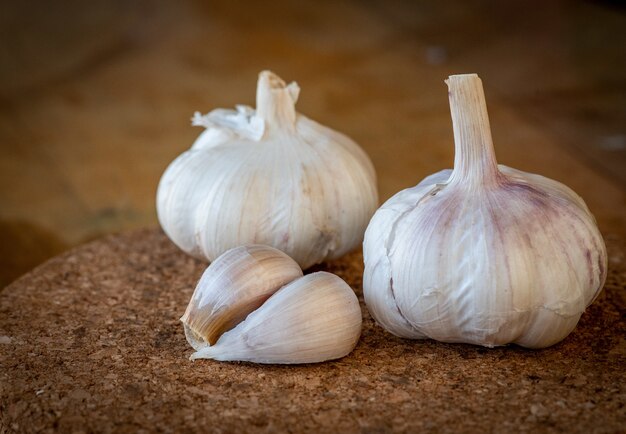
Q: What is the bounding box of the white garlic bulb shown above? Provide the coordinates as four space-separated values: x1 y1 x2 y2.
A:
363 74 607 349
157 71 378 269
181 245 362 364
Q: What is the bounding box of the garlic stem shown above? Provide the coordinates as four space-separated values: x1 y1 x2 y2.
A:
446 74 501 188
255 70 298 131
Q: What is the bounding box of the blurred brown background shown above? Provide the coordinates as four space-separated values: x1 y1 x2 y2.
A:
1 0 625 288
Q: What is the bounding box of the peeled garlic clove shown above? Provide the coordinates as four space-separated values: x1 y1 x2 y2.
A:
363 74 607 349
157 70 378 269
180 245 303 348
190 272 362 364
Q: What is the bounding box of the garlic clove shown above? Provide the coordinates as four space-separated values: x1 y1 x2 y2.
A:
363 74 607 349
190 272 362 364
180 245 303 347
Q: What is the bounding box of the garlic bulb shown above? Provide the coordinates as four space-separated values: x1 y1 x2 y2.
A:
181 245 362 364
363 74 607 349
157 71 378 269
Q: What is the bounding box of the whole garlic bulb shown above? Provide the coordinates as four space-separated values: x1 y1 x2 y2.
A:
157 71 378 269
363 74 607 349
181 245 362 364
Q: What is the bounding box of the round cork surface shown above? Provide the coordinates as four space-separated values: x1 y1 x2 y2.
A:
1 229 624 433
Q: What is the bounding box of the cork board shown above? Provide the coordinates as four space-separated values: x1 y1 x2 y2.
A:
1 229 624 433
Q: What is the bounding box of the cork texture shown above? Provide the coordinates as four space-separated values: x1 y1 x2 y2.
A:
1 228 624 433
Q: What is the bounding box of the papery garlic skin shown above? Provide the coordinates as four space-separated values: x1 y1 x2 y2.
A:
363 74 607 349
181 245 303 348
157 71 378 269
191 272 362 364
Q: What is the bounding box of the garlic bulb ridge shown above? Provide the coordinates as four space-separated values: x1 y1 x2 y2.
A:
157 71 378 269
363 74 607 349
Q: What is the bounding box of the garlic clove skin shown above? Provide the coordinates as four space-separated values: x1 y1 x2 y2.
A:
363 74 607 349
181 245 303 348
157 70 378 269
190 272 362 364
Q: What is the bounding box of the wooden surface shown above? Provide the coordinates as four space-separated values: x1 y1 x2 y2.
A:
1 229 625 433
0 0 625 287
1 2 625 431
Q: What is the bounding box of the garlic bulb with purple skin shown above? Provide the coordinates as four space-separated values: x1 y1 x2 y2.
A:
363 74 607 349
